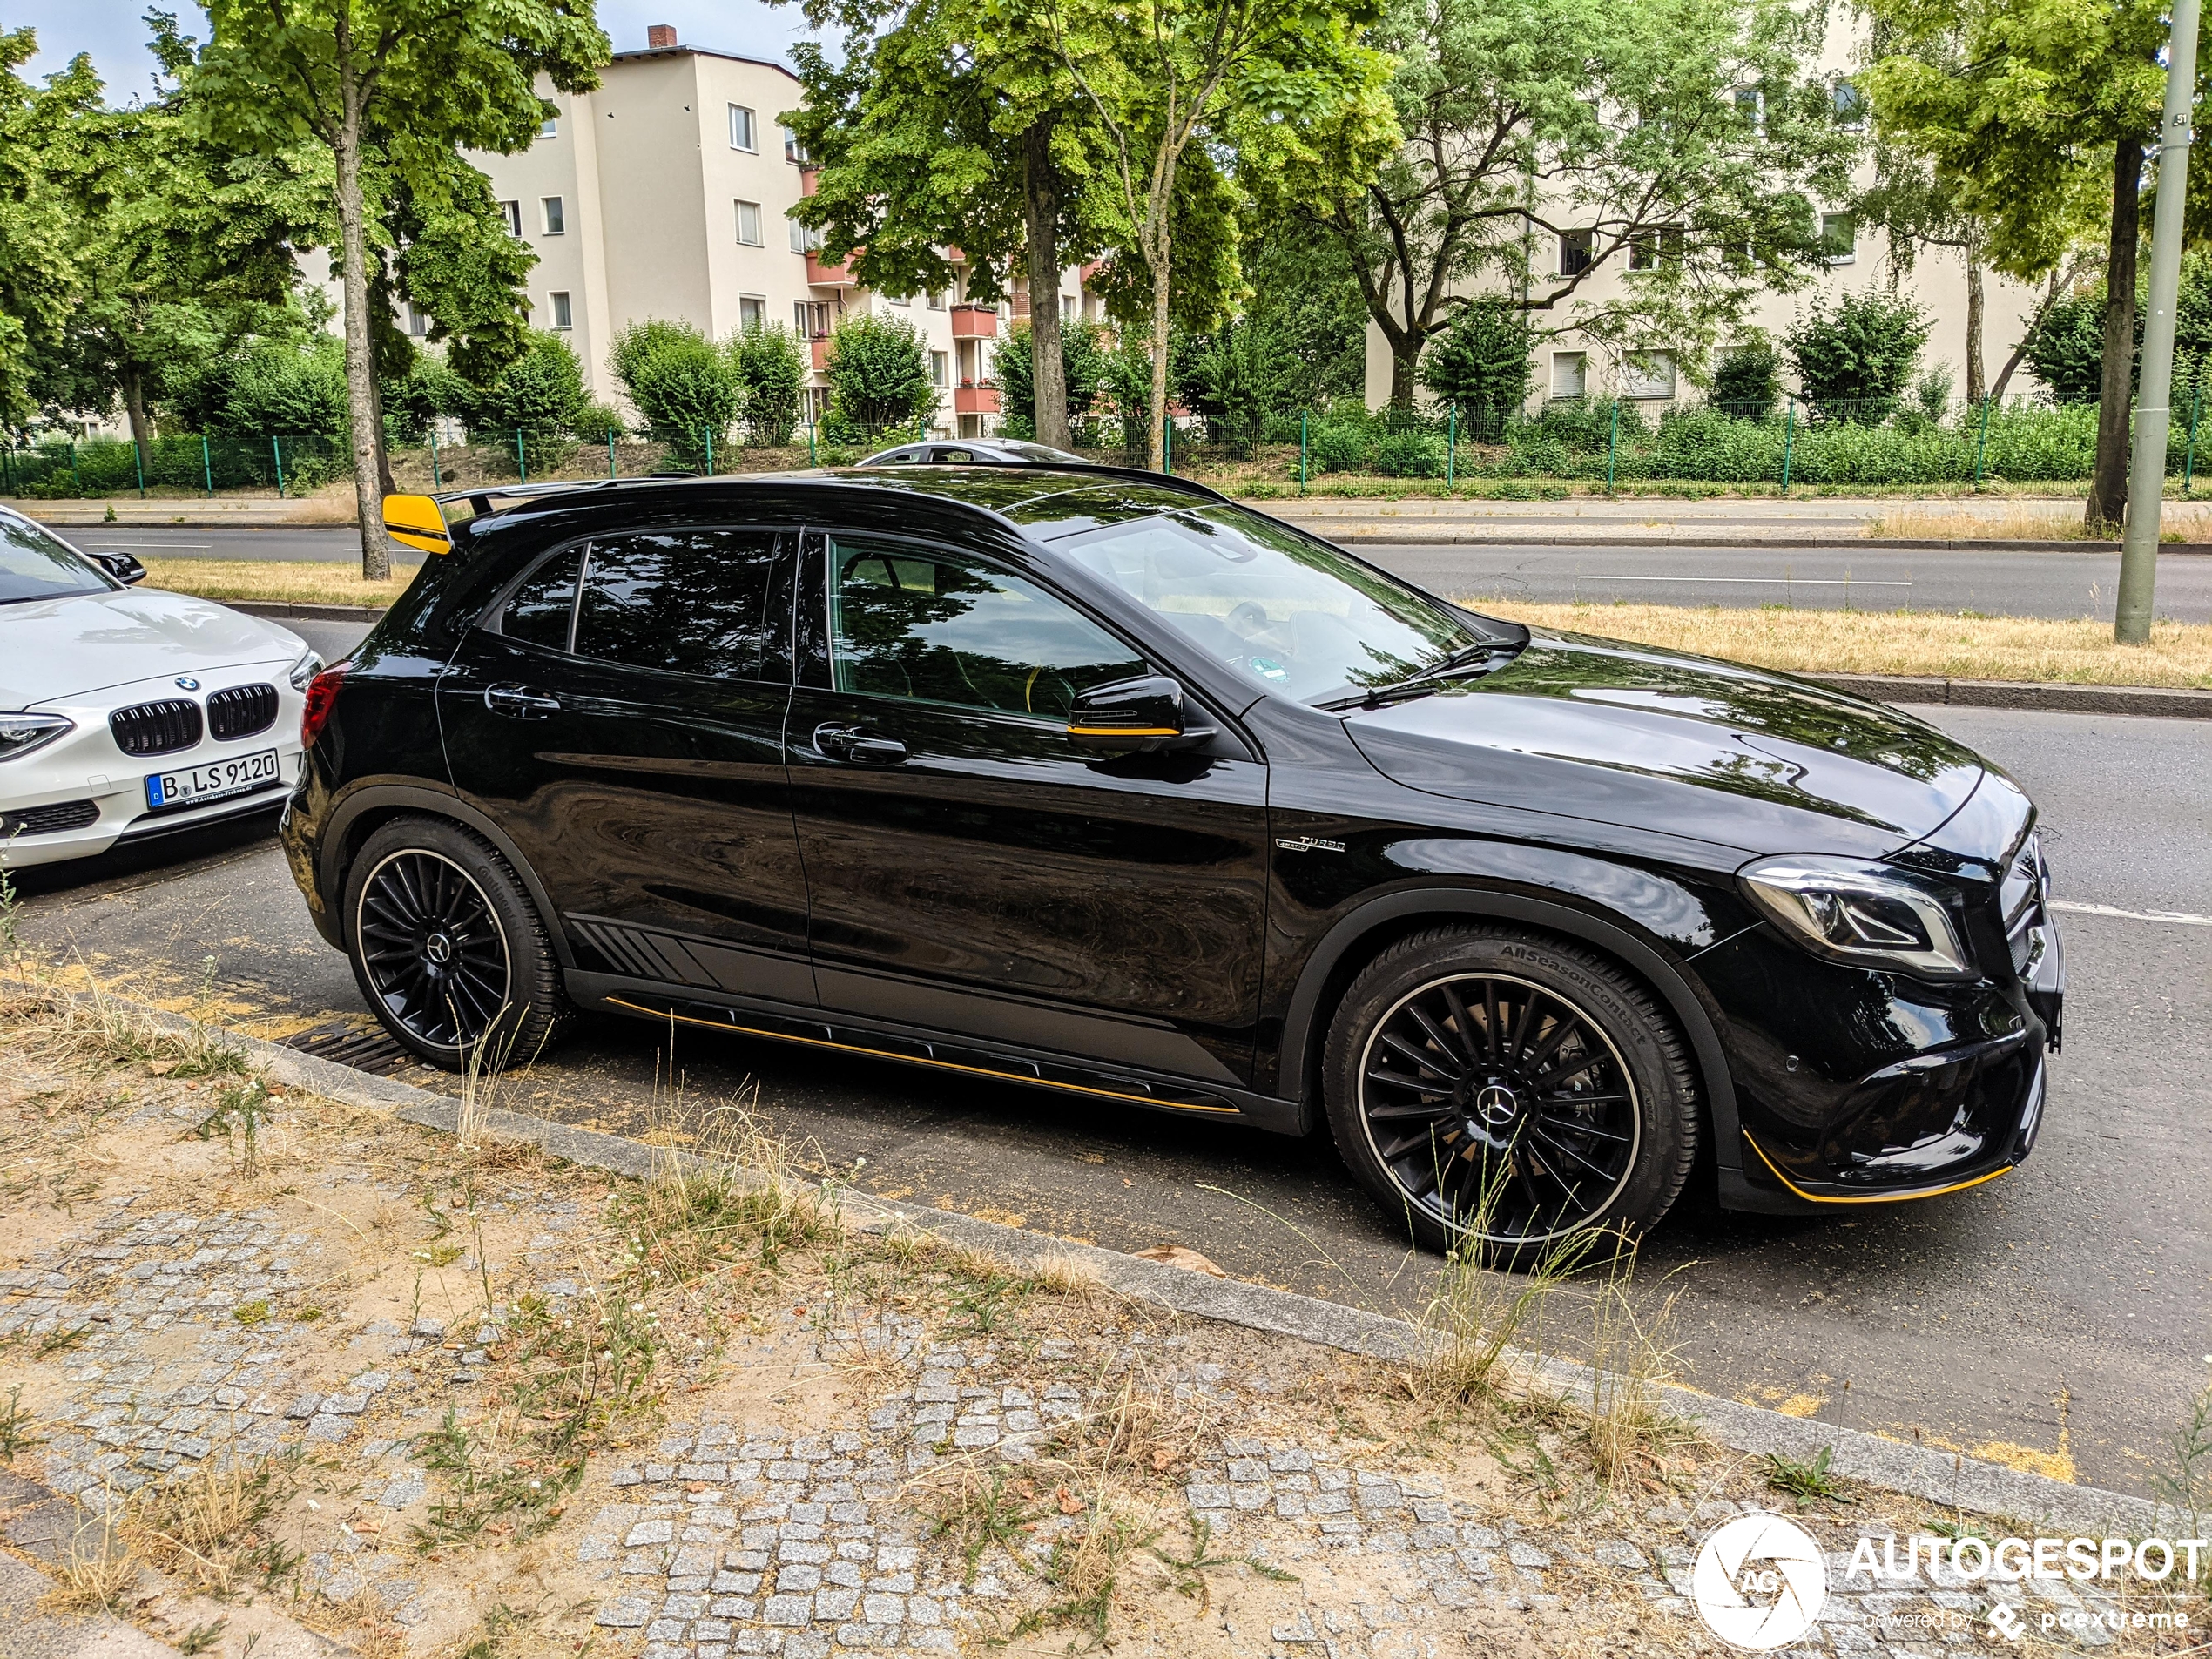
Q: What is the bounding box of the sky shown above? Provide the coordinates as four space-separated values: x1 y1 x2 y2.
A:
13 0 814 96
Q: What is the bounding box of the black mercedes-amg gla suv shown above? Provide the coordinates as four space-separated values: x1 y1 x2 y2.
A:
281 466 2063 1256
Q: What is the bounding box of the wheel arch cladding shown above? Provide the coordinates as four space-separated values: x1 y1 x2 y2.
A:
322 785 576 968
1279 889 1742 1174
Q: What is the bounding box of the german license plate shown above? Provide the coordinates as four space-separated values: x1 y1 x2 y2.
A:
144 747 281 810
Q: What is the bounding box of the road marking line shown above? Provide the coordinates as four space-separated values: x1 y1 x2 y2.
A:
1571 573 1912 586
2047 899 2212 927
84 541 211 549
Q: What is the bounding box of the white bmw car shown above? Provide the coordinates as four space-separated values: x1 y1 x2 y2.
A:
0 507 320 869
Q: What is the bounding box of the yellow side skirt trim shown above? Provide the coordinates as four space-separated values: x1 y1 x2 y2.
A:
1743 1130 2013 1204
604 995 1242 1115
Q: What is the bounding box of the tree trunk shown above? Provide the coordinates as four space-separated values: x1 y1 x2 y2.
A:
2087 136 2144 536
332 23 391 582
1023 120 1069 449
1389 341 1421 410
1148 231 1172 471
1993 268 2067 405
1964 260 1986 408
368 368 396 499
123 367 151 474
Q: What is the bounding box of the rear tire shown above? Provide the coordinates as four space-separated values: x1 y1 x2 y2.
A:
1322 926 1698 1265
343 816 570 1070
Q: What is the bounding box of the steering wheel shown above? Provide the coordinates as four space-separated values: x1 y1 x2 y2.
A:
1226 601 1271 639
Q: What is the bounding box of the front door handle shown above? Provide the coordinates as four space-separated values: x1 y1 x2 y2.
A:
484 684 561 719
813 723 907 765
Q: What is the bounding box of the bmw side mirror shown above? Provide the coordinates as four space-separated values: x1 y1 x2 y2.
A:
91 550 145 585
1066 675 1209 752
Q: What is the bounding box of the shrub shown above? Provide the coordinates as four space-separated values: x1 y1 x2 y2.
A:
2021 291 2107 405
468 331 592 439
1786 292 1930 424
995 319 1112 440
1311 422 1371 473
728 320 808 447
1714 338 1781 421
1100 336 1157 464
571 401 625 441
209 337 349 440
822 311 934 440
1420 298 1534 439
1189 318 1295 460
609 320 742 463
1374 429 1447 477
381 355 469 445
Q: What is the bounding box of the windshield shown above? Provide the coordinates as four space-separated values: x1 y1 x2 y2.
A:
0 516 113 605
996 441 1086 464
1053 504 1500 704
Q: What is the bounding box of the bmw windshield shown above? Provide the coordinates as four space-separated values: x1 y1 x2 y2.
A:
1052 502 1520 705
0 515 115 605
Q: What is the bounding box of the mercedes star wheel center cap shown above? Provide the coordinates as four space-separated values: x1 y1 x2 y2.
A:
424 933 454 965
1474 1082 1519 1127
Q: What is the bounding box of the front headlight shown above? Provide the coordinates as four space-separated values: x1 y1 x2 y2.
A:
288 647 325 691
0 711 72 763
1739 854 1973 981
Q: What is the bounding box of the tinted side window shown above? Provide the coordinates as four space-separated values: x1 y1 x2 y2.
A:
828 536 1145 718
575 529 780 678
496 545 584 651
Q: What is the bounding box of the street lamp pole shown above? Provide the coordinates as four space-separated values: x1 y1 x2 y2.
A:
2118 0 2202 644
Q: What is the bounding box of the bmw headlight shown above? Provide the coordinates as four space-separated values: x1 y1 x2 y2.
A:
288 647 324 691
1739 854 1973 981
0 711 72 763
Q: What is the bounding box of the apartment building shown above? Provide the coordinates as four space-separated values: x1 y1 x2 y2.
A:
1363 18 2050 412
455 25 1087 438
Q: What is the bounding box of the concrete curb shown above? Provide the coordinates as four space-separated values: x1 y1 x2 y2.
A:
230 599 388 623
82 990 2162 1538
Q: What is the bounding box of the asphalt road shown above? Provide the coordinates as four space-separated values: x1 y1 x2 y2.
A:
14 702 2210 1500
54 523 2212 620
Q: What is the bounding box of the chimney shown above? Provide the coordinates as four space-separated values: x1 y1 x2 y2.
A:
646 24 677 48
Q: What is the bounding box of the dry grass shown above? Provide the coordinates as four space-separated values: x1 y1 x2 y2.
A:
1869 500 2212 542
1470 598 2212 687
138 555 413 609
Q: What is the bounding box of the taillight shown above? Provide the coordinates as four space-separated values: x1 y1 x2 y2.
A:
300 662 350 747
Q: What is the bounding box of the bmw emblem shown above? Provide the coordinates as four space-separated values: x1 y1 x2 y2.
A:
175 676 200 691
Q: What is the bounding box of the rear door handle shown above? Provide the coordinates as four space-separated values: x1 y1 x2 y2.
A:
484 684 561 718
813 723 907 765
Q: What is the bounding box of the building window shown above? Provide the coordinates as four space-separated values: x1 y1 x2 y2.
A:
729 104 757 152
498 199 522 237
538 111 557 138
541 196 565 236
1733 86 1762 130
1628 225 1683 271
736 199 762 246
927 291 946 310
930 350 948 388
783 127 809 164
1820 212 1857 263
794 300 829 338
1559 229 1593 277
887 293 910 307
550 291 573 330
740 295 766 329
406 304 429 338
1622 352 1676 399
1833 79 1866 126
1551 351 1587 399
790 215 821 254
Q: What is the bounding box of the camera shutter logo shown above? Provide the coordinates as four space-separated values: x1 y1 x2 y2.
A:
1692 1514 1828 1649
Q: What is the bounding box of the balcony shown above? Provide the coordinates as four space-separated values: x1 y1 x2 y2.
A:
806 251 854 287
809 338 830 371
954 384 1001 415
949 304 996 340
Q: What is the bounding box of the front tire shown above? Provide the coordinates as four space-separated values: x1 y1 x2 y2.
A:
1322 927 1698 1264
343 817 570 1070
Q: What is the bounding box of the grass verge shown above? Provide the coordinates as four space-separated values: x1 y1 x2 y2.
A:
138 555 414 609
1472 599 2212 688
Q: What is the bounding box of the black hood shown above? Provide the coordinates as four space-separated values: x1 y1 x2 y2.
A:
1345 629 1986 859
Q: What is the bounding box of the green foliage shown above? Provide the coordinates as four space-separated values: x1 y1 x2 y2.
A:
1189 319 1296 459
995 320 1114 440
1242 215 1370 408
2022 291 2108 406
208 336 349 438
0 29 101 426
728 321 808 448
1785 292 1930 424
1373 428 1447 477
609 320 742 461
1713 338 1781 421
381 354 469 443
1311 421 1373 473
1099 334 1160 464
822 312 935 440
1419 299 1533 438
463 330 590 441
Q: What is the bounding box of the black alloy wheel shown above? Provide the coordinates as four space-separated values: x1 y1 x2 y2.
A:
344 817 570 1069
1324 927 1699 1262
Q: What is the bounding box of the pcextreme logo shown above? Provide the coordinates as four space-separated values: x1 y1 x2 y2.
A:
1691 1514 1828 1649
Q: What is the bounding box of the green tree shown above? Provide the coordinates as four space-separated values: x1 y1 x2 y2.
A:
728 320 809 447
1784 291 1930 423
1241 215 1370 409
822 312 935 439
609 320 743 463
1188 317 1295 457
1419 297 1533 436
995 317 1110 437
1713 334 1781 419
191 0 607 577
1312 0 1857 411
1042 0 1399 468
463 330 590 437
0 30 99 429
1862 0 2178 529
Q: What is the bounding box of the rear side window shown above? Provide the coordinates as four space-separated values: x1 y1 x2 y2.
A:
574 528 780 678
496 545 584 650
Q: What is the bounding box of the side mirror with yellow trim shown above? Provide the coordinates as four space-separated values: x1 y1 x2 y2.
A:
1066 674 1194 752
383 493 453 556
